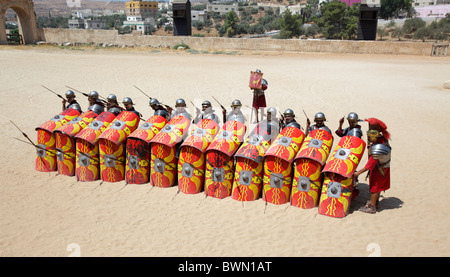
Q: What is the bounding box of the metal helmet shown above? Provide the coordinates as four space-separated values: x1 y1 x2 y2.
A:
347 112 359 121
175 98 186 107
283 109 295 117
261 79 268 90
255 69 262 73
347 128 363 138
267 107 277 120
89 91 99 100
231 99 242 107
149 98 161 106
65 90 75 98
314 112 326 121
107 94 117 102
122 97 134 105
202 100 212 108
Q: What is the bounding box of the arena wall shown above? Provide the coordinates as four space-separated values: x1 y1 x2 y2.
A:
42 28 434 56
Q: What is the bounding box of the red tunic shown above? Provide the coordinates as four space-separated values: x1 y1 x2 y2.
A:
252 91 266 109
365 156 390 193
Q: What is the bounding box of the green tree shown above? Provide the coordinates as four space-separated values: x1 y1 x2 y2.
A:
402 17 426 34
377 26 389 40
279 9 303 39
379 0 415 20
223 10 239 37
318 1 360 40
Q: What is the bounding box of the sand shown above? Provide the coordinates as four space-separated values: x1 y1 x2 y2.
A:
0 45 449 257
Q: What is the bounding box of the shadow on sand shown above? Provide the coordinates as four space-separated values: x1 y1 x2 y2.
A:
349 182 403 215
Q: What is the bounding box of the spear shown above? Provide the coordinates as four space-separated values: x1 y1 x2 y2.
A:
41 85 65 100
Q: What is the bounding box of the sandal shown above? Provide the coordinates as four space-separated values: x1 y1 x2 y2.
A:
359 204 376 214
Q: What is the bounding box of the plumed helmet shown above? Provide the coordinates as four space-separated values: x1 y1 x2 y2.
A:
314 112 326 121
122 97 133 105
365 118 390 141
231 99 242 107
89 91 99 99
65 90 75 98
107 94 117 101
175 98 186 107
347 112 359 121
283 109 295 117
202 100 212 108
149 98 161 106
262 79 268 90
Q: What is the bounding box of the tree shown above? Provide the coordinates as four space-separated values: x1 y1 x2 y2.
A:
379 0 415 20
377 27 389 40
413 26 432 42
223 11 239 37
402 17 426 35
279 9 303 39
391 26 404 40
318 1 359 40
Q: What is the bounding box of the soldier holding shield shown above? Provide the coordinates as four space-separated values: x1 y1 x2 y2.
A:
249 69 267 123
62 90 82 113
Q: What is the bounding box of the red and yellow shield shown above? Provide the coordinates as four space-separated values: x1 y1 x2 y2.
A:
262 127 305 205
35 129 57 172
98 111 140 145
295 129 334 165
322 135 366 178
178 119 220 194
204 120 247 199
150 143 177 188
74 111 117 145
35 108 80 172
232 122 274 201
150 115 191 148
128 115 168 143
55 132 76 176
318 173 355 218
249 71 263 90
125 115 168 185
99 139 126 182
265 127 305 163
36 108 81 133
291 159 323 209
75 138 100 182
54 111 97 138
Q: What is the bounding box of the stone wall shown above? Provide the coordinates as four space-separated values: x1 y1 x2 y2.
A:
42 28 434 56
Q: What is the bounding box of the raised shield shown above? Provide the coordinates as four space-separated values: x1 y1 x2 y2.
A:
263 126 305 205
249 71 263 90
178 119 220 194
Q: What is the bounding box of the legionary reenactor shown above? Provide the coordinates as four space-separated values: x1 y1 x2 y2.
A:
336 112 362 137
280 109 301 130
249 69 268 123
306 112 332 136
222 99 246 124
149 98 170 120
171 98 192 121
62 90 82 113
87 91 105 115
193 100 220 125
122 97 141 117
106 94 123 116
353 118 391 214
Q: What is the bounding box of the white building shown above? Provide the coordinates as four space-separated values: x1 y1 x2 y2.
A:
206 3 240 16
123 17 156 34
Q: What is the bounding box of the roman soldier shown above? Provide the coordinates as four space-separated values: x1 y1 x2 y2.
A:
251 69 268 123
305 112 332 136
222 99 246 124
87 91 105 115
353 118 391 214
62 90 82 113
336 112 362 137
170 98 192 121
122 97 141 117
106 94 122 116
149 98 170 120
280 109 301 130
193 100 220 125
